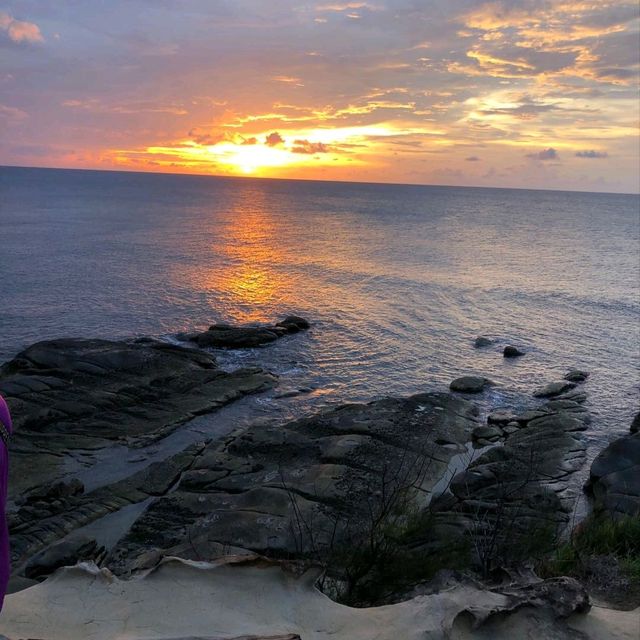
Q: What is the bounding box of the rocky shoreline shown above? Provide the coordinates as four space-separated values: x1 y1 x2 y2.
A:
1 320 638 638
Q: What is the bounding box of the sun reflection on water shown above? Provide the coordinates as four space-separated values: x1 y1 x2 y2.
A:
183 188 294 323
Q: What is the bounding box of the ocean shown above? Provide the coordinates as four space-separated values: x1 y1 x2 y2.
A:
1 166 639 475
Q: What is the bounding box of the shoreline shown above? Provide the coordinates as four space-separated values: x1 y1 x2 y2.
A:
0 319 638 638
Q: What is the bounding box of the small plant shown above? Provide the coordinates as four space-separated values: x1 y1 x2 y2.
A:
540 513 640 582
280 438 475 605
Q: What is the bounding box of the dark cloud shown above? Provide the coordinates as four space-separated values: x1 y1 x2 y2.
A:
188 128 232 145
189 129 258 146
576 150 608 159
465 155 480 161
479 102 556 119
595 67 638 82
526 147 558 161
291 139 330 154
265 131 284 146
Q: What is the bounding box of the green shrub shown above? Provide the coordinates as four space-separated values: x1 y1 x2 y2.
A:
540 514 640 581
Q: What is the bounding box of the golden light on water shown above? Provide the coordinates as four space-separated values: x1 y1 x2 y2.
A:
178 190 293 322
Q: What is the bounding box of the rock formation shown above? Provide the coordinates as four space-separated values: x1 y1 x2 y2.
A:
0 338 277 498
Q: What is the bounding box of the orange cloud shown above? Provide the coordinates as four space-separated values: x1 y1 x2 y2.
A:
265 131 285 146
291 139 331 153
0 11 43 44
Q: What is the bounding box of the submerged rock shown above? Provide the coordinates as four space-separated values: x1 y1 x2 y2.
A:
474 336 494 348
187 316 310 348
277 315 311 332
192 324 283 348
533 381 576 398
450 376 494 393
564 369 590 383
503 346 525 358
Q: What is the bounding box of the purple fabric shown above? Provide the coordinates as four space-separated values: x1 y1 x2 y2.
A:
0 394 12 611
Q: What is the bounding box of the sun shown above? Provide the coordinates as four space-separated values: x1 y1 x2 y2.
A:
213 143 293 176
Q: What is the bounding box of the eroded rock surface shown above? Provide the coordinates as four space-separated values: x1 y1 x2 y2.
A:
107 392 479 574
1 557 630 640
0 338 277 497
424 390 590 568
9 442 207 573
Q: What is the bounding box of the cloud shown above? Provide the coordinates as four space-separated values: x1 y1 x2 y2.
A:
316 2 378 12
576 150 608 158
0 12 43 44
0 103 27 120
272 75 303 85
526 147 558 160
291 139 331 154
189 128 258 146
454 1 640 85
188 129 235 145
465 155 480 161
265 131 284 146
66 99 187 115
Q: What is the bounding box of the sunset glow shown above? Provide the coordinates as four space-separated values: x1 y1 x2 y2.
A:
1 1 638 191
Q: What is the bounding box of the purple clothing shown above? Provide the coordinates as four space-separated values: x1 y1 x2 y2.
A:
0 395 12 611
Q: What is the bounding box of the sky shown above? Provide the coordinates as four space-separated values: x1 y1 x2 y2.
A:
1 1 639 192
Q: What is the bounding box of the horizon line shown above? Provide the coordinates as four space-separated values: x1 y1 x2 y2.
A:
1 163 638 197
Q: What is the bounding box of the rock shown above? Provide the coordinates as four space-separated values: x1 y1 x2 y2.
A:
276 315 311 333
503 346 525 358
515 409 548 425
26 479 84 503
474 336 494 348
174 331 201 342
5 575 38 595
106 392 479 574
424 399 590 569
275 389 303 399
499 576 590 618
564 369 589 383
0 339 277 498
10 442 207 573
631 411 639 433
488 409 516 426
473 425 503 442
189 317 310 348
502 423 521 435
450 376 494 393
0 557 613 640
24 535 101 579
533 381 576 398
589 431 640 518
193 326 281 348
